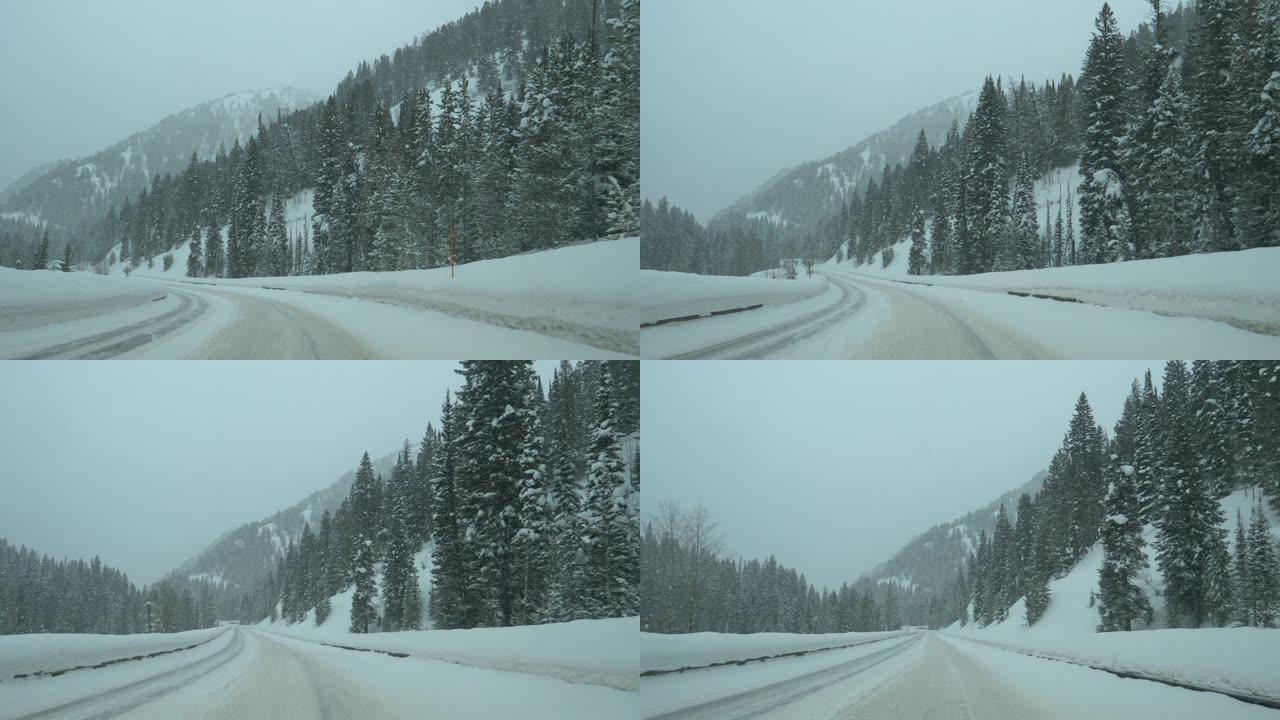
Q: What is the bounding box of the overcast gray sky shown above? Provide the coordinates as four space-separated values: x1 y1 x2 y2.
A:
642 0 1155 222
0 361 555 586
642 361 1160 591
0 0 479 190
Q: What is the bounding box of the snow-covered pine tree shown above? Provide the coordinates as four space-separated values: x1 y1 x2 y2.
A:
61 243 71 272
1192 360 1235 497
203 225 224 278
454 361 539 627
1024 519 1053 626
990 504 1013 621
31 232 48 270
1098 455 1154 631
382 460 422 631
349 535 377 633
1009 152 1041 270
1054 206 1064 267
186 227 202 277
266 192 288 277
409 431 435 546
1247 496 1278 626
429 393 467 629
1134 370 1161 522
580 362 638 618
1078 3 1129 265
1064 393 1106 559
1156 360 1230 627
228 135 264 278
961 76 1009 274
1186 0 1242 251
1012 493 1036 603
907 208 927 275
1234 509 1253 625
596 0 640 239
1144 57 1198 258
514 368 553 624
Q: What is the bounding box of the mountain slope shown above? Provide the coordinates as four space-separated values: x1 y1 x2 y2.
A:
854 470 1046 626
163 449 400 594
0 87 318 246
712 91 978 233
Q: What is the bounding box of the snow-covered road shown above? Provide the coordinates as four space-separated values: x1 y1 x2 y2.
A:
1 626 633 720
640 632 1280 720
643 268 1280 359
1 279 630 359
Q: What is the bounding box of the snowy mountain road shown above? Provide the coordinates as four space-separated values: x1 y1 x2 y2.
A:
16 288 211 360
646 266 1280 359
1 626 634 720
641 632 1280 720
1 277 629 359
666 273 870 360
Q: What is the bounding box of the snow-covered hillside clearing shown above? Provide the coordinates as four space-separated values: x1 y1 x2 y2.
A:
947 489 1280 701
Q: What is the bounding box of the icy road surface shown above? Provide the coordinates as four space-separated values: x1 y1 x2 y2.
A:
640 632 1279 720
0 279 629 359
644 268 1280 360
0 626 633 720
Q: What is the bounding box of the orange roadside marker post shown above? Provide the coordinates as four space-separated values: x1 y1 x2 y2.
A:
449 224 457 279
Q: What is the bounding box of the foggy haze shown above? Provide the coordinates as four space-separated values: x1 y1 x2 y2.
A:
642 361 1160 591
0 0 480 190
642 0 1156 222
0 361 556 586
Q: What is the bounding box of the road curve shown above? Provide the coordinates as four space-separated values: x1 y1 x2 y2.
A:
667 274 868 360
18 290 210 360
177 284 374 359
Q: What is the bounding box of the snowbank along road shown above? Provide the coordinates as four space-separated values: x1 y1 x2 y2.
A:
645 268 1280 359
0 626 632 720
639 631 1280 720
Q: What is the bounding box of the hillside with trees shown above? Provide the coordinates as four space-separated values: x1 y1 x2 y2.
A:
262 360 639 630
85 0 638 279
644 0 1279 277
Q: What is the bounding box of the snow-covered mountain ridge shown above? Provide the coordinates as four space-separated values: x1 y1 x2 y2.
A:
0 87 318 241
712 91 979 233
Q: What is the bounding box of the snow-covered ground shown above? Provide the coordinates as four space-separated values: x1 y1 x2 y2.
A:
260 542 637 691
0 268 159 311
641 629 910 673
947 488 1280 703
645 253 1280 359
0 626 225 680
0 625 632 720
0 239 638 358
264 617 638 691
640 632 922 720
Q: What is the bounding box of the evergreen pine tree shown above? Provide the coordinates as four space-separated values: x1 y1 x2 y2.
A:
429 393 468 628
1098 456 1154 631
1078 3 1129 264
186 226 202 277
1247 496 1278 626
580 362 638 618
1234 509 1253 625
907 208 927 275
961 76 1009 274
349 535 377 633
61 243 71 272
32 232 49 270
